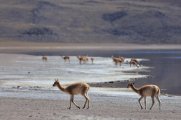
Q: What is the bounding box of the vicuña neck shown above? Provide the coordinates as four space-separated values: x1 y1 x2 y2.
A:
131 85 139 94
57 83 66 92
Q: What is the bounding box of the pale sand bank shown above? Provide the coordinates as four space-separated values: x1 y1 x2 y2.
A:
0 94 181 120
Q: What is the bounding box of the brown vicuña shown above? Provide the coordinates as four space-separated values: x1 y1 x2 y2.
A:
42 56 48 61
77 56 89 64
112 56 124 65
90 57 94 64
62 56 70 63
53 79 90 109
129 58 140 68
119 56 125 62
127 82 161 110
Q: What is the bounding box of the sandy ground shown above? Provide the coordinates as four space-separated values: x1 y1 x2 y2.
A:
0 94 181 120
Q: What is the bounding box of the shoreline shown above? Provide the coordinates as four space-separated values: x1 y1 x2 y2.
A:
1 43 181 54
0 49 181 95
89 80 179 96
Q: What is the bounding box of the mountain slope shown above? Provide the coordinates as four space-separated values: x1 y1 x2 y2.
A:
0 0 181 44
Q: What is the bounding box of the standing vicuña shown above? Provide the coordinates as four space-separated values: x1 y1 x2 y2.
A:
127 82 161 110
112 56 124 66
62 56 70 63
53 79 90 109
90 57 94 64
77 56 89 64
42 56 48 61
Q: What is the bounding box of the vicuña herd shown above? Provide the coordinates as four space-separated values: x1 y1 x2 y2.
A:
41 55 140 67
42 55 160 110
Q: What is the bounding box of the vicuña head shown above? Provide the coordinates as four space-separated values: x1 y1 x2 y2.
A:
127 82 134 88
52 79 90 109
127 81 161 110
53 79 59 87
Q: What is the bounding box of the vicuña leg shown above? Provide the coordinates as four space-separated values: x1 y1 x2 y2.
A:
156 96 161 110
138 96 143 109
144 97 146 109
82 94 87 109
82 93 90 109
150 96 155 110
68 95 73 109
87 94 90 109
71 95 80 109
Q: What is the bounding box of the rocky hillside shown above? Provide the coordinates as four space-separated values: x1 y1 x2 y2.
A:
0 0 181 44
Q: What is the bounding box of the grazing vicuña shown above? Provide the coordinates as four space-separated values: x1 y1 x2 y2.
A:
129 58 140 68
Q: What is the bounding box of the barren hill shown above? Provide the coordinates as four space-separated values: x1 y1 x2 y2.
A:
0 0 181 44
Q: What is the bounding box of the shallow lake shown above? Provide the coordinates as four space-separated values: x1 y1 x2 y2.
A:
0 49 181 98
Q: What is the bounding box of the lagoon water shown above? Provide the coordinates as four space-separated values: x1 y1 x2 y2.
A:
0 54 150 99
0 49 181 99
0 54 149 90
